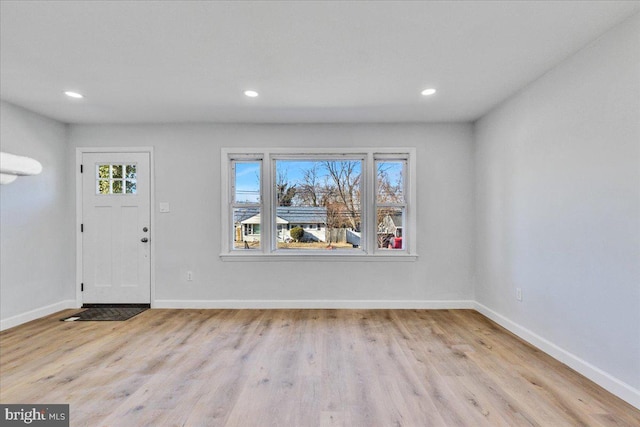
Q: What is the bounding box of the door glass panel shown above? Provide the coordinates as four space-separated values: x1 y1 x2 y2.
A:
98 165 110 179
126 180 137 194
112 180 123 194
98 180 110 194
95 164 137 195
112 165 123 179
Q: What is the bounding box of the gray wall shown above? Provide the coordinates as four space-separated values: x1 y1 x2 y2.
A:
475 14 640 391
0 101 74 319
68 123 476 304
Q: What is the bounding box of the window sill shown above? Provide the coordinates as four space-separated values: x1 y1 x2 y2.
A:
220 252 418 262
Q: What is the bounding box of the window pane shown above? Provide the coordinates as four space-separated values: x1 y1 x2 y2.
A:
126 164 136 179
233 207 261 250
126 180 137 194
275 159 362 250
234 162 261 204
98 165 110 179
377 207 404 249
98 180 110 194
377 160 404 204
112 165 123 179
112 180 123 194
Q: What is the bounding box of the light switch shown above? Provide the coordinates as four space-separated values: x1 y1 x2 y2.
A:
159 202 170 213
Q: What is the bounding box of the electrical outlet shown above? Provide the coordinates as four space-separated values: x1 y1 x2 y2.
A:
516 288 522 301
187 271 193 281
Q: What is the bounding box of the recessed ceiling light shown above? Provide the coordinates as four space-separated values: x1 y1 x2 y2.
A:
64 91 84 99
244 90 259 98
421 88 437 96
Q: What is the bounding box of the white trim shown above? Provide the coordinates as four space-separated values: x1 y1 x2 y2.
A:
0 300 77 331
75 147 155 307
373 154 412 254
221 147 417 258
474 302 640 410
75 149 83 306
149 149 156 308
154 299 474 309
220 253 418 262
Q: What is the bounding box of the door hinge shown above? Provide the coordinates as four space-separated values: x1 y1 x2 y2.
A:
81 223 84 232
81 283 84 292
80 164 83 173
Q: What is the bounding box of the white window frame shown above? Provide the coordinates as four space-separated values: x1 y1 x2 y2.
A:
374 155 408 251
223 154 264 253
221 148 417 262
271 152 367 254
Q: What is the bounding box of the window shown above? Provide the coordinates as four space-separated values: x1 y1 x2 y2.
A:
376 158 406 250
243 224 260 235
275 158 362 251
96 164 137 195
230 158 262 250
221 148 416 259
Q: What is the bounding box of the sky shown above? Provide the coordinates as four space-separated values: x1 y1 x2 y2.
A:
234 159 402 204
234 161 261 203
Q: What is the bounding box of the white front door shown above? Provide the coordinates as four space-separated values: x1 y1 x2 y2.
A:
82 152 151 304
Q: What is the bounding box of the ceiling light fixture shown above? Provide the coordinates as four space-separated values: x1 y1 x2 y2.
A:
421 88 437 96
64 91 84 99
244 90 259 98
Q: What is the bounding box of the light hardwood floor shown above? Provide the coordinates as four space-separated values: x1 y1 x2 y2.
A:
1 309 638 426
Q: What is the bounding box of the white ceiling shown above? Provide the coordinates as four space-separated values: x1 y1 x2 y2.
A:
1 1 638 124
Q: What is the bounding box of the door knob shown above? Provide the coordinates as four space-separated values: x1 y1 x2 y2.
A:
141 237 149 243
143 227 149 232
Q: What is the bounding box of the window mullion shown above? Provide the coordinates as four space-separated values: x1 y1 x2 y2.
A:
264 152 273 253
365 152 375 254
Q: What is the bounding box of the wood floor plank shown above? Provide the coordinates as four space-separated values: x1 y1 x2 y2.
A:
1 309 639 427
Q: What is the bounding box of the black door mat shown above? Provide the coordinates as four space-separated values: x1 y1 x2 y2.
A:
61 306 148 322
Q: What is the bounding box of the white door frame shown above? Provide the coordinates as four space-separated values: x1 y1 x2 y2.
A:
75 147 155 307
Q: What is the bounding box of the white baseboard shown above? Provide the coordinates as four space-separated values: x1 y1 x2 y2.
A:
0 299 77 331
474 302 640 410
153 299 476 310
